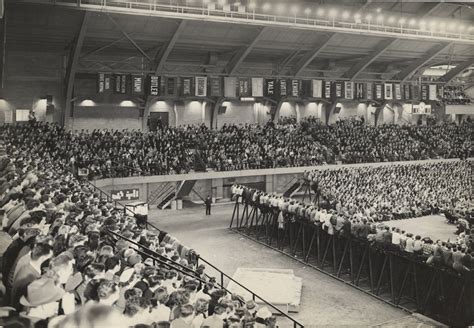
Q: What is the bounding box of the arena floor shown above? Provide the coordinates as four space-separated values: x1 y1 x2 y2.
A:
384 215 457 242
149 204 408 327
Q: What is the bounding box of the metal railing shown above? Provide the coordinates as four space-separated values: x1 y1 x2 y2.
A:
83 171 305 326
16 0 474 44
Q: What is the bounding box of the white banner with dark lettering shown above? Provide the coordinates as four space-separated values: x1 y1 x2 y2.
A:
251 78 264 97
195 76 207 97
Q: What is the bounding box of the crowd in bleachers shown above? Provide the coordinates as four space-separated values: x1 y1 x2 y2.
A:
0 137 278 327
3 119 471 180
232 160 473 272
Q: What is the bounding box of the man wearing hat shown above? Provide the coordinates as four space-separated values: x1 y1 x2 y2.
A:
19 277 65 323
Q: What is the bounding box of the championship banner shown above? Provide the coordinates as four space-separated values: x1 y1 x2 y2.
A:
366 83 373 100
421 84 428 101
166 77 177 96
334 82 344 98
324 81 332 99
98 73 105 93
195 76 207 97
146 75 160 96
114 74 122 94
437 85 443 101
301 80 311 98
120 74 127 94
428 84 437 100
355 83 365 99
181 77 193 96
344 82 354 99
104 74 112 91
209 77 222 97
312 80 323 98
394 84 402 100
264 79 277 98
290 79 300 97
279 79 288 97
132 75 144 95
403 84 411 100
238 78 251 97
224 77 237 98
375 83 383 100
412 85 420 101
251 78 264 97
384 83 393 100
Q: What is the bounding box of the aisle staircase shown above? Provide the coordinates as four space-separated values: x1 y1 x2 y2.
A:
148 180 198 209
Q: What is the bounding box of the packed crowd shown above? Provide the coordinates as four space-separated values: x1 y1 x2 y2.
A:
3 119 471 179
232 160 473 272
0 137 279 326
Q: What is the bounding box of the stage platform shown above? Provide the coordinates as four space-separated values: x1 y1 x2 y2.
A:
384 214 457 243
227 268 303 314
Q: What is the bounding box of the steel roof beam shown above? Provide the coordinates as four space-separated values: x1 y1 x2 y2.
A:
226 26 268 76
437 59 474 84
342 38 398 80
392 42 453 82
292 33 336 77
154 20 187 75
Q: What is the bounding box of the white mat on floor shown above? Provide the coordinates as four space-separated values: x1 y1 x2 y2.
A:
227 268 302 313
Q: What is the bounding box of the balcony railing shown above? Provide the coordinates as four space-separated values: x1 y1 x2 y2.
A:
16 0 474 44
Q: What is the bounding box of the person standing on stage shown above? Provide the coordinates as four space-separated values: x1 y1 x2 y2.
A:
205 195 212 215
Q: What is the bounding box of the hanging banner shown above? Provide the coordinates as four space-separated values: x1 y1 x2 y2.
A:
394 84 402 100
98 73 105 93
412 85 420 101
375 83 383 100
279 79 288 97
114 74 122 94
312 80 323 98
421 84 428 101
238 78 251 97
403 84 411 100
436 85 443 101
120 74 127 94
209 77 222 97
290 79 300 97
132 75 144 95
366 83 373 100
104 74 112 91
166 77 176 96
181 77 193 96
251 78 264 97
384 83 393 100
334 82 344 98
195 76 207 97
344 82 354 99
324 81 331 99
428 84 437 100
224 77 237 98
264 79 277 98
146 75 160 96
355 83 365 99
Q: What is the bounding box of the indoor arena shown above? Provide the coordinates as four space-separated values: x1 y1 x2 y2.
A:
0 0 472 327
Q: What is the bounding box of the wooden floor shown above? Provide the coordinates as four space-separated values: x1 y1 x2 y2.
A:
149 204 408 328
384 214 456 242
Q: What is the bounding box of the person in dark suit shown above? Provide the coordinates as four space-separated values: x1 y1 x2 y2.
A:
205 195 212 215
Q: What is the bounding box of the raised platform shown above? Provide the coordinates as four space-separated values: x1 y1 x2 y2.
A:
384 214 456 243
227 268 302 314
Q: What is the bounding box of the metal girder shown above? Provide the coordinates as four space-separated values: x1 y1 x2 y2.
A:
106 14 152 63
80 36 127 60
417 2 444 17
356 0 373 12
437 59 474 84
154 20 187 75
226 26 268 76
342 39 398 80
392 42 453 82
293 33 335 77
64 11 90 127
